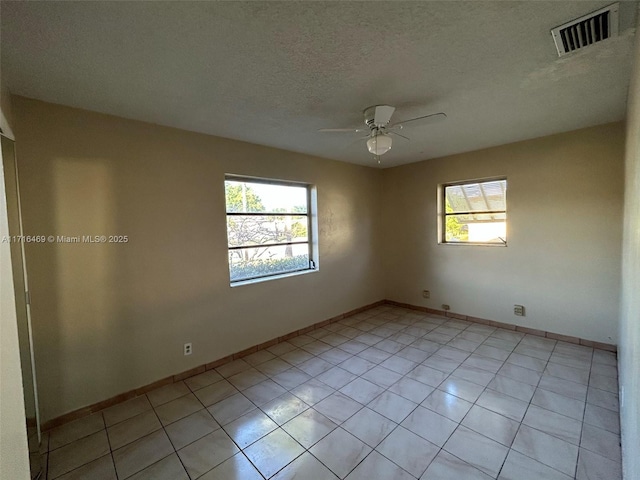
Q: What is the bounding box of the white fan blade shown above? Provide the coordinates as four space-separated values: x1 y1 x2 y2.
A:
374 105 395 125
319 128 368 133
389 131 410 141
390 112 446 129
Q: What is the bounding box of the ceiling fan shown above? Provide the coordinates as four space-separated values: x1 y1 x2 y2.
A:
319 105 447 163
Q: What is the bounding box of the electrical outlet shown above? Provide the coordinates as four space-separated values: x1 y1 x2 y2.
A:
184 343 192 356
442 304 450 311
422 290 430 299
514 305 525 316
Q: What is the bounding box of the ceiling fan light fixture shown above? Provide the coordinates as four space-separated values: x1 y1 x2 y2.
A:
367 134 392 156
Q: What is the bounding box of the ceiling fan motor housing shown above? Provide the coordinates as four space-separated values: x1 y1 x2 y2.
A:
364 106 378 127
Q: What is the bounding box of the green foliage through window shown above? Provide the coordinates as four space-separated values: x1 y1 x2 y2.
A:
445 201 469 242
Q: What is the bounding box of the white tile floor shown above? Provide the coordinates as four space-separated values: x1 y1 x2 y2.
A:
41 305 622 479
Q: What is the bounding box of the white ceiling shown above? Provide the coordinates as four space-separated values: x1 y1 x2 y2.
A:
1 1 637 167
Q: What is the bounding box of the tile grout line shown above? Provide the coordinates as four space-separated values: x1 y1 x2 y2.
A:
174 378 262 480
306 313 431 479
365 315 584 479
277 313 580 479
188 361 317 480
146 400 189 480
323 310 611 479
100 411 121 480
254 311 439 479
46 306 620 480
46 412 111 480
301 315 499 478
433 320 528 479
575 352 596 479
234 323 593 479
234 308 602 478
494 331 562 479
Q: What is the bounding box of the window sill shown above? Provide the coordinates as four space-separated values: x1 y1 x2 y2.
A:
230 268 318 287
439 242 507 247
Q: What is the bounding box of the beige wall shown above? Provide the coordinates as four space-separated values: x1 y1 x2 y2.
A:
619 9 640 479
12 97 385 422
383 123 625 344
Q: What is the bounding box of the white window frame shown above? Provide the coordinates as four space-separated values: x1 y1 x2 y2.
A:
439 177 507 246
225 174 318 284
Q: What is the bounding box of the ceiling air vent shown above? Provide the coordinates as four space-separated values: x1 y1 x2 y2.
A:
551 3 619 57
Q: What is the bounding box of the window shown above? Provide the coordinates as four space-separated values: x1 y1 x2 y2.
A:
441 178 507 245
225 176 315 283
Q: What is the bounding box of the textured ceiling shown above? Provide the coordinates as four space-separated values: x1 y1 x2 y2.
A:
1 1 638 167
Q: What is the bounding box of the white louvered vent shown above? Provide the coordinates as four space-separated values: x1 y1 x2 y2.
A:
551 3 619 57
